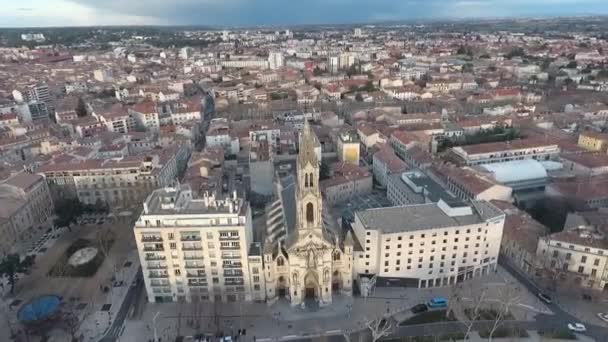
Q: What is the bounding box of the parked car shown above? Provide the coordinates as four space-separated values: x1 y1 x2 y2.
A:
411 304 428 314
597 313 608 322
427 297 448 308
567 323 586 332
538 292 552 304
582 293 592 301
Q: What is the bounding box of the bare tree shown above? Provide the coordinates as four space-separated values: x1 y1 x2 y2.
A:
535 249 569 291
61 302 93 342
460 285 488 341
366 317 392 342
487 286 521 342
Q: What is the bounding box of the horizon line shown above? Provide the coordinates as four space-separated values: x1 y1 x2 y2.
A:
1 13 607 30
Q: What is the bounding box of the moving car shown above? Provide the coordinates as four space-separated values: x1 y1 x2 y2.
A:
597 313 608 322
427 297 448 308
567 323 586 332
411 304 428 314
538 292 552 304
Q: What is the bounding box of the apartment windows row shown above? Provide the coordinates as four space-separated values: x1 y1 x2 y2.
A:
362 242 490 259
366 227 488 240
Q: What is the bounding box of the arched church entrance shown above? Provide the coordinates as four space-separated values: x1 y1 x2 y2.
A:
304 271 319 300
332 270 342 293
277 276 287 298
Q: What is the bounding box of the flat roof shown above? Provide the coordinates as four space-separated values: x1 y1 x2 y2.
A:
356 201 503 234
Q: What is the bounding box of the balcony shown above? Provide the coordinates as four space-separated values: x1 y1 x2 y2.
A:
181 235 202 241
223 263 243 269
148 273 169 278
147 264 167 270
221 254 241 259
187 273 207 278
143 246 164 252
141 236 163 242
184 263 205 269
220 245 241 251
188 282 208 287
219 235 240 241
224 271 244 277
182 245 203 251
225 280 245 286
183 255 204 260
145 255 166 261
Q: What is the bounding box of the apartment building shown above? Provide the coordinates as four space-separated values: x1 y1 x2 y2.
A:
450 139 560 166
320 162 372 205
337 131 360 165
0 172 54 254
129 101 160 131
537 227 608 290
352 199 505 288
372 146 408 188
577 131 608 152
39 147 183 206
134 185 265 303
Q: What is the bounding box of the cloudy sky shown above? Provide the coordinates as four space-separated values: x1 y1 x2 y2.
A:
1 0 608 27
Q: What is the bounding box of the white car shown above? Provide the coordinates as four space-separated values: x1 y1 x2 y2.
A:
567 323 586 332
598 313 608 322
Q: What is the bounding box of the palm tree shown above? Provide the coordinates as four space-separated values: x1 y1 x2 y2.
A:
0 254 34 294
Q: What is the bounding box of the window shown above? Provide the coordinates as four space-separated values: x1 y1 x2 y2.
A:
578 266 584 273
277 257 285 266
594 259 600 266
306 203 314 223
591 269 597 277
168 233 174 240
175 269 181 276
170 242 176 250
384 261 389 266
253 276 260 282
581 256 587 263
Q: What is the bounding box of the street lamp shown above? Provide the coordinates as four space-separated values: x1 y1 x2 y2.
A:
152 311 161 342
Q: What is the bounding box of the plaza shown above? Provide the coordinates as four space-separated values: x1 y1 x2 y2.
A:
122 265 551 342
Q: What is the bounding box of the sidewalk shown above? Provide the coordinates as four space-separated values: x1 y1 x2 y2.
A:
80 249 141 342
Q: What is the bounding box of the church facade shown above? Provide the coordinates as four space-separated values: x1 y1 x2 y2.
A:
263 122 354 307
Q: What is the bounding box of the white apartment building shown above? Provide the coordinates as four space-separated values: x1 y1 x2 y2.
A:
451 139 560 166
352 200 505 288
536 227 608 290
268 51 284 70
129 101 160 131
134 185 265 303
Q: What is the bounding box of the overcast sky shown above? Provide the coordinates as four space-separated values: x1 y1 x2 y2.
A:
2 0 608 27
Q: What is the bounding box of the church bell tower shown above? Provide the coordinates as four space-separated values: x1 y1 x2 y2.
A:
296 120 323 234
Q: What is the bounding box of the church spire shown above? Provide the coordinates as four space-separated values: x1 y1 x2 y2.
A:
298 120 319 167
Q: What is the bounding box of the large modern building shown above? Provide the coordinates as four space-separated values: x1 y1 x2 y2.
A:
352 199 505 288
134 185 265 303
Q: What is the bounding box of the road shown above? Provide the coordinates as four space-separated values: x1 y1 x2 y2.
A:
282 260 608 342
499 259 608 341
99 269 144 342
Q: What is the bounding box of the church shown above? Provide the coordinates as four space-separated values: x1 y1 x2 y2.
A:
263 121 354 307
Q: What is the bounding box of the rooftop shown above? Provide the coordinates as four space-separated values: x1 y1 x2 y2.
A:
142 184 245 217
356 200 504 234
